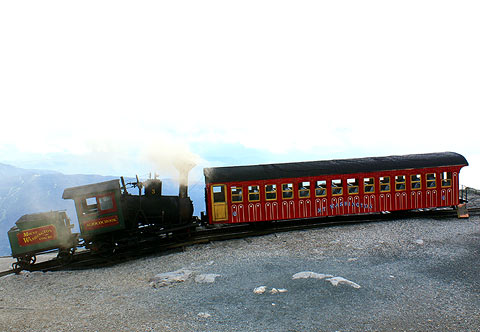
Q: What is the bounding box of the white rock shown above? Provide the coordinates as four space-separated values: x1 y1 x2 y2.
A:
197 312 211 318
416 239 424 245
269 288 288 294
325 276 361 289
195 274 220 283
292 271 334 280
149 269 194 288
253 286 267 294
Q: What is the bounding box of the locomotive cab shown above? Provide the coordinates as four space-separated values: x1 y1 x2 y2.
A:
62 175 195 245
62 180 127 240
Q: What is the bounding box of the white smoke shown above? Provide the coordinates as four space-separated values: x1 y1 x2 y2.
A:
71 131 205 185
141 134 204 185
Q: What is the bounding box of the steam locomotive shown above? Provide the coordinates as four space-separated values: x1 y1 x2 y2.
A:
7 152 469 270
8 168 196 270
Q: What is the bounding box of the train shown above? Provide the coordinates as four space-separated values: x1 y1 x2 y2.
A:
7 151 469 270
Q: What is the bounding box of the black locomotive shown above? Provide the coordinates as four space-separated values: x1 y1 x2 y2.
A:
8 168 196 265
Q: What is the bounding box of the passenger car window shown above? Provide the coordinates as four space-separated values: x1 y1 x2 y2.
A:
213 185 226 203
282 183 293 199
298 181 310 198
231 186 243 202
380 176 390 192
315 180 327 197
426 173 436 188
265 184 277 200
411 174 421 190
441 172 452 187
395 176 406 191
364 177 375 193
332 179 343 196
248 185 260 201
347 178 359 194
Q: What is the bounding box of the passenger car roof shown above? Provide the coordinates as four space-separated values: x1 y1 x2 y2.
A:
62 179 120 199
203 152 468 184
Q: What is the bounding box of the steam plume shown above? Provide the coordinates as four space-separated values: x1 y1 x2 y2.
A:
141 137 202 185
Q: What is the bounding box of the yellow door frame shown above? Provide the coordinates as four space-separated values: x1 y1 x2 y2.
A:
211 184 228 222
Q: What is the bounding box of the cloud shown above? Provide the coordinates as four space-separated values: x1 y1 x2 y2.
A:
0 1 479 186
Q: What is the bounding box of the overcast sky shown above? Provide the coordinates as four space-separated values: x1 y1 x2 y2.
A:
1 1 478 187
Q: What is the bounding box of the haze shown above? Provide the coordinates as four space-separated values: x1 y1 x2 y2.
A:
1 1 478 187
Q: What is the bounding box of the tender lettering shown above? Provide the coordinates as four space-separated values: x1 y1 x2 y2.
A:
83 215 120 231
17 225 57 247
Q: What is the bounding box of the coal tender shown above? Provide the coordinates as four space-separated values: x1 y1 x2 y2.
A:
8 211 78 270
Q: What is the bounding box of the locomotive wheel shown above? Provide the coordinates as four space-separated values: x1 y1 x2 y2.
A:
174 226 196 241
28 255 36 265
18 255 36 266
57 248 75 262
97 242 116 258
12 262 21 274
11 255 36 274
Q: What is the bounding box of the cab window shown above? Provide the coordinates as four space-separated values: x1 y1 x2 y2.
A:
98 195 114 211
82 196 98 215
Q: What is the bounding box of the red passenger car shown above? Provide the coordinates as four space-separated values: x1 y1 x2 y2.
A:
203 152 468 224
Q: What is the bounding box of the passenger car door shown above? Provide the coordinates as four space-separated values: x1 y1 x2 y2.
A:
212 185 228 222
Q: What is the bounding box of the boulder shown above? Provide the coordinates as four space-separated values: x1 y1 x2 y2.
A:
325 276 361 289
195 274 221 283
149 269 194 288
269 288 288 294
197 312 211 318
253 286 267 294
292 271 333 280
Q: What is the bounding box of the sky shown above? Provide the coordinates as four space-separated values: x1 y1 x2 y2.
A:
0 1 479 188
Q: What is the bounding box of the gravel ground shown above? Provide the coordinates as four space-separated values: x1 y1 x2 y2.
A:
1 199 479 332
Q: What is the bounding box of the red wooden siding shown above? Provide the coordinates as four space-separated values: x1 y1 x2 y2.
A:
206 165 464 225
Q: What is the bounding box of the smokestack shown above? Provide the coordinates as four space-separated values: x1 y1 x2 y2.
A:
175 161 195 198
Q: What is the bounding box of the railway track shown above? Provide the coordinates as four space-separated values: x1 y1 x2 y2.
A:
1 206 479 278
